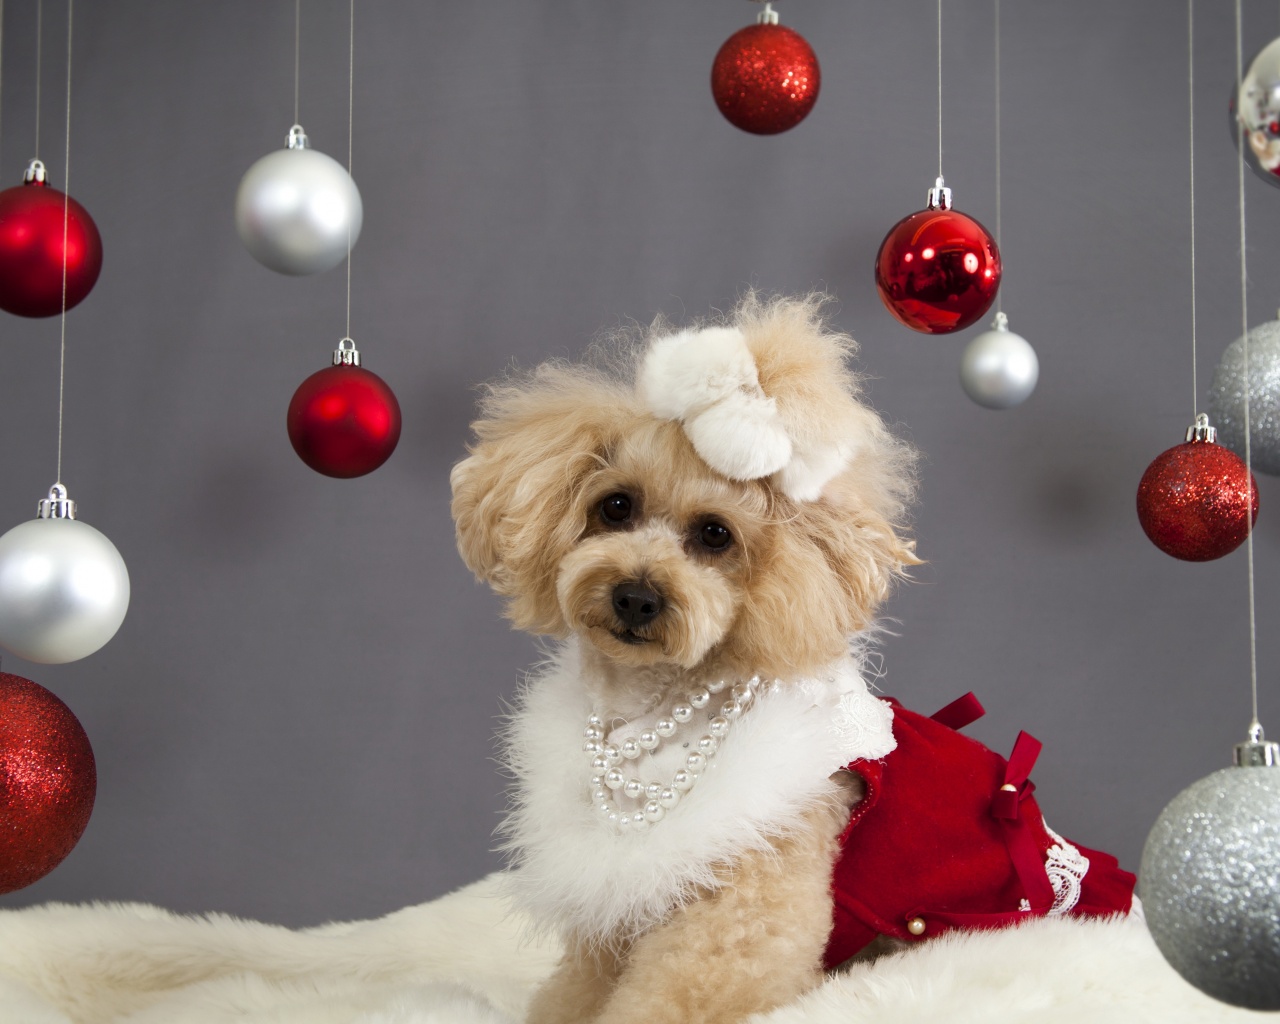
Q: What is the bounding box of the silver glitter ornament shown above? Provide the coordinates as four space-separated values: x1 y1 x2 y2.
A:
1207 317 1280 476
0 485 130 664
960 312 1038 409
235 125 363 276
1232 37 1280 189
1140 727 1280 1010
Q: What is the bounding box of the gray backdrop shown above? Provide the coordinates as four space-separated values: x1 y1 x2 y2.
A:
3 0 1280 927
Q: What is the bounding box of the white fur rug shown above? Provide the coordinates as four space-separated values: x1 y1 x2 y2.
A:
0 874 1264 1024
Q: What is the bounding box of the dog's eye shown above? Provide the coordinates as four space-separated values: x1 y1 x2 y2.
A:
699 522 732 550
600 493 632 524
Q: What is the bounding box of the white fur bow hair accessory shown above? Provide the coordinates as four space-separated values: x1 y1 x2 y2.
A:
638 324 854 502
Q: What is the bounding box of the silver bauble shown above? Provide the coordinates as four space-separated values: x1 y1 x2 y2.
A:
1233 37 1280 189
0 486 130 664
1207 317 1280 476
960 311 1039 409
235 125 362 276
1140 739 1280 1011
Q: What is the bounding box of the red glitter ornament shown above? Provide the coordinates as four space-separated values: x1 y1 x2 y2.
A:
875 179 1001 335
711 8 819 135
0 672 96 894
1137 418 1259 562
0 160 102 319
288 338 401 479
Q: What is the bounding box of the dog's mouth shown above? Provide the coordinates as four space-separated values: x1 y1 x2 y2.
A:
610 629 651 646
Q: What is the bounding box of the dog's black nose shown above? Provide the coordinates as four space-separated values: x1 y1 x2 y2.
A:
612 582 664 628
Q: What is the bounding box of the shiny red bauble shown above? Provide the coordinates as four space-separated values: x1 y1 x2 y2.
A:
1137 438 1259 561
0 177 102 318
0 673 96 894
875 207 1002 334
711 22 820 135
288 363 402 478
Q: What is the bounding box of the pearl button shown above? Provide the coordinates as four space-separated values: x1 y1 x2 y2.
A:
907 917 926 936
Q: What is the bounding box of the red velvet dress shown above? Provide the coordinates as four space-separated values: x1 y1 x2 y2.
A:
823 694 1137 969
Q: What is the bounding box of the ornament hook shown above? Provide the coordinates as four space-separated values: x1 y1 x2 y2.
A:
1185 412 1217 444
1234 720 1279 767
754 1 779 25
333 336 361 367
926 176 953 211
23 159 47 185
37 482 77 520
286 124 310 150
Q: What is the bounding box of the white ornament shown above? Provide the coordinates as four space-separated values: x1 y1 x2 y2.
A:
235 125 363 276
0 485 130 664
960 312 1039 409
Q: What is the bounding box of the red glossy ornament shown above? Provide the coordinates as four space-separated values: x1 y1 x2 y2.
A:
711 12 819 135
875 180 1001 334
288 338 401 478
0 672 96 894
1137 418 1259 562
0 160 102 318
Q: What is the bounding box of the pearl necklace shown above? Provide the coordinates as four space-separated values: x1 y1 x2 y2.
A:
583 675 763 833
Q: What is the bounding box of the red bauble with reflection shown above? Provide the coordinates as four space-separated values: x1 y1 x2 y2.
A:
711 21 820 135
0 672 96 894
0 161 102 318
875 197 1001 335
288 341 401 478
1137 422 1259 562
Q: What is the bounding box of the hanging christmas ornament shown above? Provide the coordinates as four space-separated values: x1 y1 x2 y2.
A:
0 159 102 318
875 178 1002 334
1207 316 1280 475
0 484 130 664
711 1 819 135
288 338 401 478
1136 416 1258 561
960 311 1038 408
0 672 96 894
1141 727 1280 1010
1230 36 1280 188
235 125 362 276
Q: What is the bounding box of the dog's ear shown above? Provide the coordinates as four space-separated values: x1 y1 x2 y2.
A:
450 365 634 635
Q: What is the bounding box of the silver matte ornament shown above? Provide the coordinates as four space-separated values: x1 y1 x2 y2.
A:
0 484 130 664
235 125 363 276
959 312 1039 409
1232 37 1280 189
1207 317 1280 476
1140 727 1280 1010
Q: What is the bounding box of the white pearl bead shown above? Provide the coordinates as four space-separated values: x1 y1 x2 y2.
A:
689 688 710 709
707 678 728 694
638 730 659 750
655 718 678 738
644 800 665 823
708 716 730 738
591 754 610 773
620 738 641 759
747 674 763 690
602 744 621 764
658 787 680 808
646 783 663 800
604 768 625 790
686 752 707 774
721 700 741 719
606 811 620 826
588 713 604 728
672 704 693 723
630 811 649 831
583 739 602 755
592 786 608 803
673 770 694 791
697 735 718 756
731 683 752 704
616 814 631 831
623 778 644 800
584 725 604 741
590 774 604 788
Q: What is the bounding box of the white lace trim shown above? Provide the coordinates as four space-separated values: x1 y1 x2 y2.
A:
1042 820 1090 915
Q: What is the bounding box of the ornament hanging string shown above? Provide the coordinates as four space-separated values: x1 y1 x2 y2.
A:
33 0 40 158
345 0 353 339
993 0 1002 311
55 0 72 486
1234 0 1260 730
936 0 943 178
1188 0 1197 417
293 0 300 126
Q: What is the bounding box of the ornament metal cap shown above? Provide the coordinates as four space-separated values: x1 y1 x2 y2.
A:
991 311 1010 331
286 124 310 151
753 0 780 25
36 483 77 520
1234 721 1280 767
1185 412 1217 444
22 158 47 185
926 176 953 211
332 336 361 367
